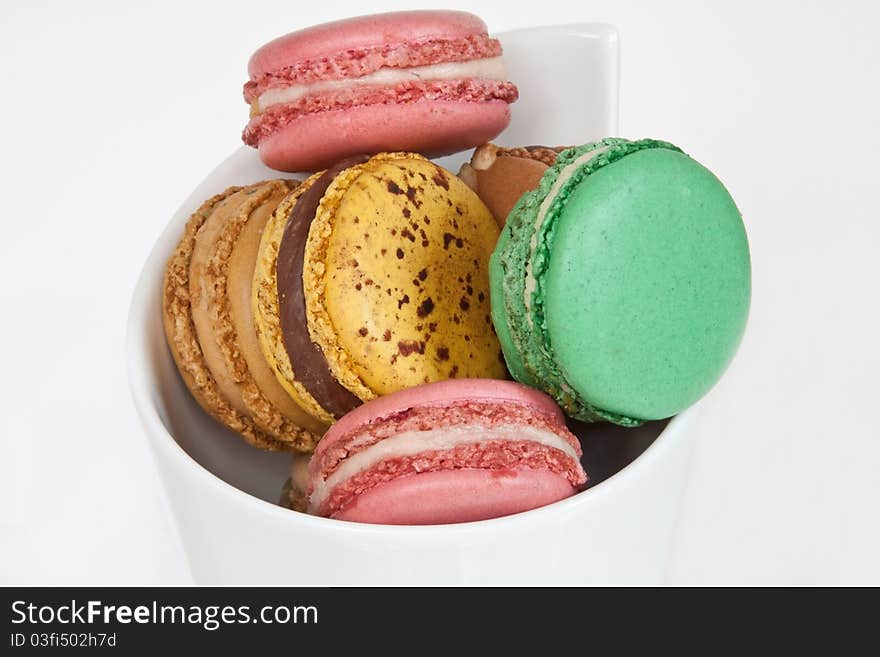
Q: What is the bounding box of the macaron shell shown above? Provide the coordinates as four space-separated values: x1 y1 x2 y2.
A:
162 188 292 451
491 144 608 420
257 100 511 172
543 147 750 420
280 453 312 512
460 144 564 228
332 468 576 525
488 219 536 388
304 153 506 400
251 175 336 426
469 155 548 227
274 157 368 419
493 139 658 424
164 188 241 416
224 181 327 441
248 10 488 79
189 187 258 417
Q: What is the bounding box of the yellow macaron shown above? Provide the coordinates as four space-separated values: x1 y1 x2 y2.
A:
306 152 507 398
253 152 507 428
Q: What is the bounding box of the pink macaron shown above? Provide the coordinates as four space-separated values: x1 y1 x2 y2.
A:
242 10 519 172
307 379 587 525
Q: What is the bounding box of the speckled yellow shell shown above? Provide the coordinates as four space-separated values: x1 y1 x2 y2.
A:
303 152 507 397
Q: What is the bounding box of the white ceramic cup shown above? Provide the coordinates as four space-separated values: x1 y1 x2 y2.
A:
127 23 699 585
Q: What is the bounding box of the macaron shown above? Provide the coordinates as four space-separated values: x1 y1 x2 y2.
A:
163 180 325 451
242 11 519 172
280 453 311 512
306 379 587 524
459 143 567 227
490 138 751 425
253 152 507 430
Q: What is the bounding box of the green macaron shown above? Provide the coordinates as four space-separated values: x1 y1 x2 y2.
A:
489 138 751 425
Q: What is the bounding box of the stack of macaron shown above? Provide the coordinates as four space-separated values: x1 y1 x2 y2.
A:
163 151 507 451
164 10 751 525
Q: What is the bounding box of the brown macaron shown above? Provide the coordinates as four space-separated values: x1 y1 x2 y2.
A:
458 143 569 227
163 180 326 452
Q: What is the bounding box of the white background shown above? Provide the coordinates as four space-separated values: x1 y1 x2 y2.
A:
1 0 878 585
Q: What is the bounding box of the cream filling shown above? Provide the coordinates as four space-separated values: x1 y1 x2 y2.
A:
256 56 508 112
522 146 610 318
309 424 577 513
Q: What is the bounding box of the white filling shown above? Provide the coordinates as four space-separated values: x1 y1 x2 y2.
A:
522 146 610 317
309 424 577 513
257 57 508 112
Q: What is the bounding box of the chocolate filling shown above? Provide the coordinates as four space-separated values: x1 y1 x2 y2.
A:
277 155 369 418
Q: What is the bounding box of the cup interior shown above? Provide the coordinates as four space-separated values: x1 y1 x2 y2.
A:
129 23 664 514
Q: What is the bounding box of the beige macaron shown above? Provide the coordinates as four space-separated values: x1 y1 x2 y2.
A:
162 180 326 452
